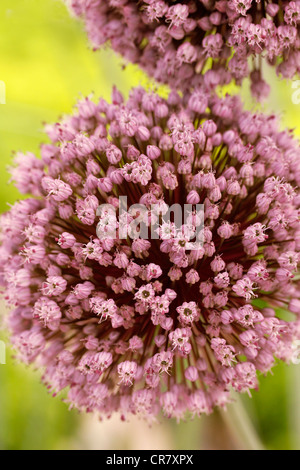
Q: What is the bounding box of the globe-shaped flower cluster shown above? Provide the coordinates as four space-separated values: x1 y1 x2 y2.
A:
1 86 299 420
65 0 300 99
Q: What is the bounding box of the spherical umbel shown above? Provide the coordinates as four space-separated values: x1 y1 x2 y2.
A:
1 86 300 421
64 0 300 99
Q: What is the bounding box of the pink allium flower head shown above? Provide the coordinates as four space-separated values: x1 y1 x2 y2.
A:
64 0 300 99
1 87 300 421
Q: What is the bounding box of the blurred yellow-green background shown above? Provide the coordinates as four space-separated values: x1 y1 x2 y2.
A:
0 0 299 450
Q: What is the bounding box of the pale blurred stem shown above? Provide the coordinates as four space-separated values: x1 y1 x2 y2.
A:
199 395 264 450
218 396 264 450
288 365 300 449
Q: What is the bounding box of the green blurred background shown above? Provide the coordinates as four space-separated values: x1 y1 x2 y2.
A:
0 0 299 450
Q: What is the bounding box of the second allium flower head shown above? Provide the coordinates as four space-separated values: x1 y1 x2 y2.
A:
1 87 300 420
65 0 300 100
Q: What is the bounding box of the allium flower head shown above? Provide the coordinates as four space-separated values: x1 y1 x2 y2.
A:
1 86 300 421
64 0 300 99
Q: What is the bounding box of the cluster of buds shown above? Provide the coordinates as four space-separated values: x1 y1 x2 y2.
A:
65 0 300 99
1 87 299 420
